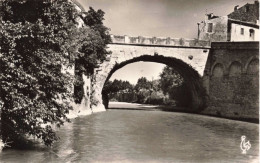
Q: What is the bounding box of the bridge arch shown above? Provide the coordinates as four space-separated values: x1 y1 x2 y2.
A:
90 43 210 113
98 55 208 112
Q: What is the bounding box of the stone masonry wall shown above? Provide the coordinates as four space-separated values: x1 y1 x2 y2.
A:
111 35 210 47
198 16 229 42
202 42 259 120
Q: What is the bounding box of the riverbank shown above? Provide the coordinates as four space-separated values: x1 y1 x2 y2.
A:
108 102 259 124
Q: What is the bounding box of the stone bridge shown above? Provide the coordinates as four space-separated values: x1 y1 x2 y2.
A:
70 0 258 121
90 35 211 113
76 35 258 121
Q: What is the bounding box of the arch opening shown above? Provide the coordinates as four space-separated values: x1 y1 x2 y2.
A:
229 61 242 77
212 63 224 78
247 58 259 75
101 55 208 112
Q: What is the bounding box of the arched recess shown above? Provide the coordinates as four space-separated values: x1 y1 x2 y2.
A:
102 55 208 112
211 63 224 77
229 61 242 77
246 57 259 75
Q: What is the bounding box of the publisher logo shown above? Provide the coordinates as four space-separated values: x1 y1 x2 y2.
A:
240 135 251 154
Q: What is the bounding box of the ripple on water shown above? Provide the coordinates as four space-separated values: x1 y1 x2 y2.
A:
0 110 258 163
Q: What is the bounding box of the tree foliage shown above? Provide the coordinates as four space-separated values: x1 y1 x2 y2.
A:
159 66 191 106
0 0 110 147
159 66 183 95
103 77 164 104
135 77 152 91
102 66 192 107
73 7 111 104
76 7 111 74
103 79 133 94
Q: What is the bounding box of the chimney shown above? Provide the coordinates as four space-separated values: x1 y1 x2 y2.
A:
234 5 239 11
207 13 213 20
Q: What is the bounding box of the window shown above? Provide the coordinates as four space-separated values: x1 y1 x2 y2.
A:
249 29 255 40
246 5 250 12
207 23 213 33
249 29 255 37
241 28 244 35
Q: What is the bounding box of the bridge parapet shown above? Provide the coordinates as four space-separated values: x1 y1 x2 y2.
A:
111 35 210 47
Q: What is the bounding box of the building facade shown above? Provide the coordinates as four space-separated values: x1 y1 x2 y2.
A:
198 1 259 42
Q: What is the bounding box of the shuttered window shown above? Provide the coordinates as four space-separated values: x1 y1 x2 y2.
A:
241 28 244 35
207 23 213 33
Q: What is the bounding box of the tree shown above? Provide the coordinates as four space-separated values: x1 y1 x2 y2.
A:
159 66 191 106
102 79 134 108
74 7 111 103
150 79 160 92
133 77 152 103
0 0 110 147
135 77 152 91
159 66 183 95
103 79 133 94
76 7 111 74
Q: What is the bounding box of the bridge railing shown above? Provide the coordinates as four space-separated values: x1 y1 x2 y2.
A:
111 35 210 47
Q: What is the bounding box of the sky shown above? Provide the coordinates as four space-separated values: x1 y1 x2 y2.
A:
77 0 256 84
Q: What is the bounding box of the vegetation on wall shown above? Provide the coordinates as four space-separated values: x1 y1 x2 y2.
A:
74 7 111 104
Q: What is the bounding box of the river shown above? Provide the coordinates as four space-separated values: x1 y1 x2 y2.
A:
0 102 259 163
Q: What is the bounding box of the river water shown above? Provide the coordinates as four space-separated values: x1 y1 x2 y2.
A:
0 103 259 163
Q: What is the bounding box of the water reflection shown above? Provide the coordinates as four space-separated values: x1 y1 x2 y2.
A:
0 110 259 163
